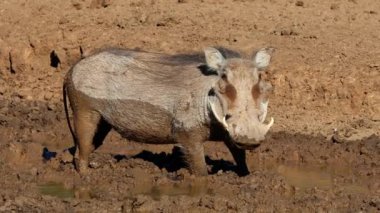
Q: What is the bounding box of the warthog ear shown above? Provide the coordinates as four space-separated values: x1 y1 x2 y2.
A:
253 47 275 70
204 47 226 74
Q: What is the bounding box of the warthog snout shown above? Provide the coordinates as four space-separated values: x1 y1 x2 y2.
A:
234 136 262 149
229 117 274 148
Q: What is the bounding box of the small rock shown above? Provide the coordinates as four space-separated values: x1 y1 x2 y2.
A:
331 132 344 143
343 129 354 138
109 160 116 169
295 1 304 7
280 29 298 36
330 3 339 10
121 200 134 213
71 0 83 10
371 113 380 121
132 195 151 211
89 161 100 169
9 46 33 73
43 91 53 101
138 13 148 24
0 86 6 95
199 197 215 209
16 89 32 100
101 0 112 7
360 146 369 155
58 17 70 25
30 167 38 176
47 102 56 111
90 0 112 9
280 30 290 36
365 10 378 15
156 22 166 27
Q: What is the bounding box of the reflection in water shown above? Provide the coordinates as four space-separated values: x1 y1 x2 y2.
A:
38 182 74 199
130 178 210 201
39 163 370 200
39 183 95 199
277 165 333 190
39 179 210 201
268 164 369 194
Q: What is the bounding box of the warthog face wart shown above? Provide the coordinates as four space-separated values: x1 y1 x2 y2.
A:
206 47 274 148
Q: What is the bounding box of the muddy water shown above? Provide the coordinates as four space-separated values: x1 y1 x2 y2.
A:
277 165 333 190
38 183 101 200
38 179 211 200
39 163 370 200
254 163 371 194
130 179 211 201
38 182 75 199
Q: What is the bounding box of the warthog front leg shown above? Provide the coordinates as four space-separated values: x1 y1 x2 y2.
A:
224 140 249 176
177 130 208 176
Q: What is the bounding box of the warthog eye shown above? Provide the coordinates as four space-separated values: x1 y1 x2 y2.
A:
225 114 232 121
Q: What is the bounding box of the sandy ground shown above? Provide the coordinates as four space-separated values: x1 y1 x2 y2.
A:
0 0 379 212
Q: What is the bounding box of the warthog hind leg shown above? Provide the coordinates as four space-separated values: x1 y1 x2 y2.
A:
73 110 102 174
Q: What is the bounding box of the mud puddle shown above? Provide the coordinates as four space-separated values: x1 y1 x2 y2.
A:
130 179 211 201
277 165 333 190
129 178 212 200
39 162 370 200
38 182 75 199
255 163 371 194
39 178 211 201
39 183 101 200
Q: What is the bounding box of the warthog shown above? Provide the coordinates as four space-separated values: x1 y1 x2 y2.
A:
63 47 275 176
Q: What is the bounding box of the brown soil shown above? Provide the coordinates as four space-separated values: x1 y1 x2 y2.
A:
0 0 379 212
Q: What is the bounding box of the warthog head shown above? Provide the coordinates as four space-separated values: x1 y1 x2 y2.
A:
206 47 275 148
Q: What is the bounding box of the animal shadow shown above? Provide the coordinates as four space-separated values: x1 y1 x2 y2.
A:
129 146 237 175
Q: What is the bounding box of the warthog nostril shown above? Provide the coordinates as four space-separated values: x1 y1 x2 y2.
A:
233 125 243 135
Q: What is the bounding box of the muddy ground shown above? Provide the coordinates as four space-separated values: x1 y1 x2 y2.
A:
0 0 379 212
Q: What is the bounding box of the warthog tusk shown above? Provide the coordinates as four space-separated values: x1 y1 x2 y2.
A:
222 117 228 129
209 101 228 129
261 117 274 134
259 100 268 123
